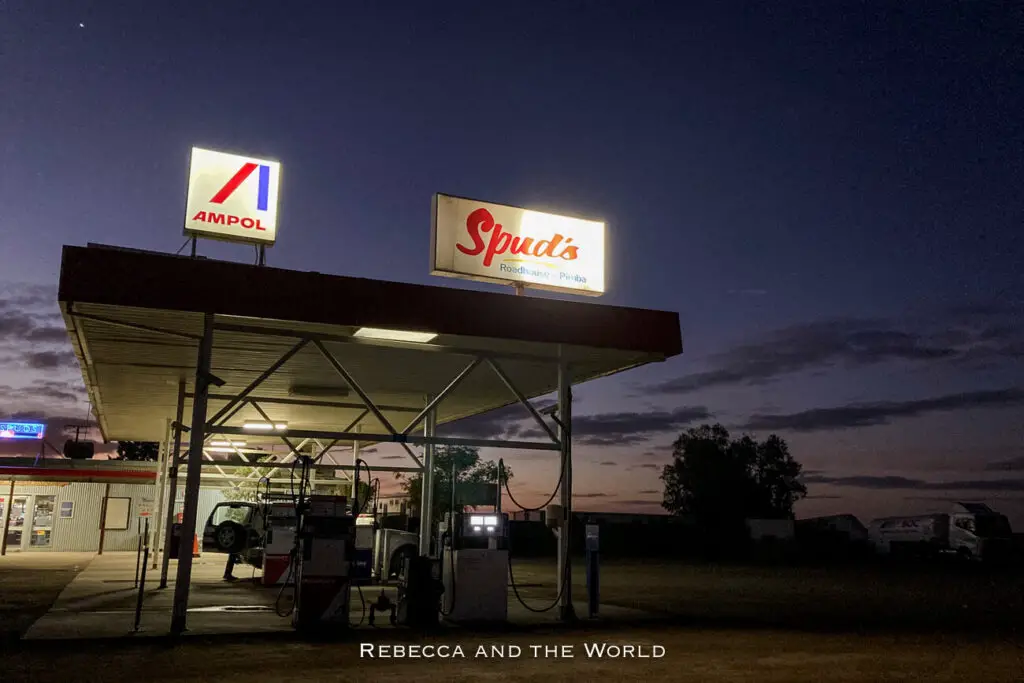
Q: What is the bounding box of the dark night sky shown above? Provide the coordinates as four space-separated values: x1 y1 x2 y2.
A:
2 2 1023 524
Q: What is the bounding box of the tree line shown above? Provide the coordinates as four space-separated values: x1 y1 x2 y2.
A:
113 422 808 531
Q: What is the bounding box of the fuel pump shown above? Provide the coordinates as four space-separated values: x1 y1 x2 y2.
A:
292 495 354 633
262 501 297 586
394 554 443 627
350 464 377 584
438 510 509 623
352 514 376 583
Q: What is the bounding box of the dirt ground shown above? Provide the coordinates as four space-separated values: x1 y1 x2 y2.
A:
508 557 1024 634
5 626 1024 682
0 552 91 643
4 556 1024 681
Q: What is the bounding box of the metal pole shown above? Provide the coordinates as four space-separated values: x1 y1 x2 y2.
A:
308 441 318 495
450 459 457 519
160 379 187 589
98 482 111 555
150 420 170 570
418 399 435 556
0 480 14 556
557 358 576 622
202 426 554 453
427 406 438 553
495 449 502 519
171 312 215 636
352 425 360 501
489 442 500 551
134 518 143 588
134 517 150 632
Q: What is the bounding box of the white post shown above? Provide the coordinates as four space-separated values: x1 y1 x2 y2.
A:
489 432 501 551
557 357 576 621
150 419 171 569
171 313 214 635
418 397 436 556
308 441 318 495
352 425 360 504
0 479 13 556
160 378 186 589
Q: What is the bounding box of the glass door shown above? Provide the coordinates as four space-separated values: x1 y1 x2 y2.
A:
5 496 28 550
29 496 55 549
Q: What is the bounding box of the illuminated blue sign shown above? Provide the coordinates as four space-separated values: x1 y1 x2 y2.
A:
0 422 45 440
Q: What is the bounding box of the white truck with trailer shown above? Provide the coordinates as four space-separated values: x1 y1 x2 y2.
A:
868 502 1012 561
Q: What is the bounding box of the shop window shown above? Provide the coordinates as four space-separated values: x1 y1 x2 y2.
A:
31 496 56 548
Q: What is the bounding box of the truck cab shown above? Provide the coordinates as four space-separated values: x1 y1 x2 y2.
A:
949 503 1013 561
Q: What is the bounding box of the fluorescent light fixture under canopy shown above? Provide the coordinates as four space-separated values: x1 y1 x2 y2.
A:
353 327 437 343
242 422 288 431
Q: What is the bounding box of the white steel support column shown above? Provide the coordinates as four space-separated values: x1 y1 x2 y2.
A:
160 378 187 589
427 405 438 552
308 441 318 494
556 358 576 622
171 313 215 635
418 399 436 556
352 425 360 501
0 480 13 556
150 419 171 569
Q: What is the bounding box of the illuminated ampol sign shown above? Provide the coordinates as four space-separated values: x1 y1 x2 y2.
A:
0 422 45 440
185 147 282 246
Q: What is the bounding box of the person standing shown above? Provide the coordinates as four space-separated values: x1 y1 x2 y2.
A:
223 551 241 581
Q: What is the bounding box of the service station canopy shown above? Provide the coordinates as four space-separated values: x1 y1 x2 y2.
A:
57 245 682 457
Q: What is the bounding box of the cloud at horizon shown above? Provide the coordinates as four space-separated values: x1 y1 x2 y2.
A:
646 309 1024 396
441 400 711 448
742 388 1024 433
804 473 1024 492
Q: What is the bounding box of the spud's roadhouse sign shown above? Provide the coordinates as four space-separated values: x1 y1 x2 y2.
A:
184 147 281 245
430 194 605 296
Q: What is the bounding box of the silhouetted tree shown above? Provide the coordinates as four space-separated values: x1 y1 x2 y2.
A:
661 424 806 531
398 445 512 520
114 441 159 461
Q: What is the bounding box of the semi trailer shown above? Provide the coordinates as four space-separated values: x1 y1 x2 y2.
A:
867 502 1012 561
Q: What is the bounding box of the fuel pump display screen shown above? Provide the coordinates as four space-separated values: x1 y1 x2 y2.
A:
466 514 501 535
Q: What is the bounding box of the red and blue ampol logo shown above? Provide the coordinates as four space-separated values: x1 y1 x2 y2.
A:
210 162 271 211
